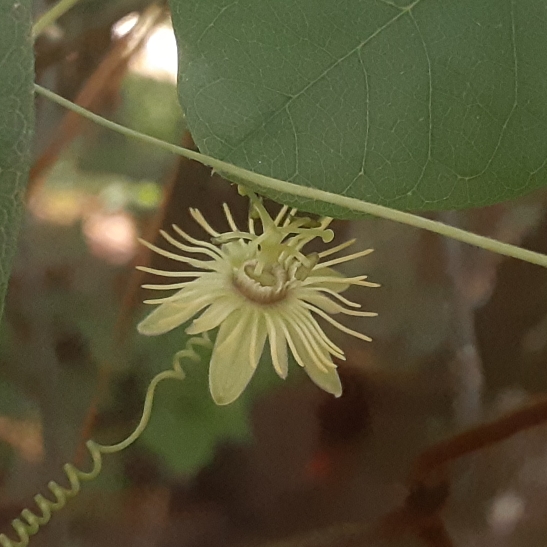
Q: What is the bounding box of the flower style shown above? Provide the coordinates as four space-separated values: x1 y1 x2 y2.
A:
137 193 378 405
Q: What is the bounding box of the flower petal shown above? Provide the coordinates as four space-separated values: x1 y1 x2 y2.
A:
281 319 342 396
290 304 345 358
303 358 342 397
282 310 334 372
249 313 268 369
137 294 214 336
209 310 264 405
264 312 288 378
186 296 240 335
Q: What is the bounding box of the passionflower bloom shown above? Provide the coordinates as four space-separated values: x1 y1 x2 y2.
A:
137 193 378 405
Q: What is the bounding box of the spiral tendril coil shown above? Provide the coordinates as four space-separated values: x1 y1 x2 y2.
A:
0 333 211 547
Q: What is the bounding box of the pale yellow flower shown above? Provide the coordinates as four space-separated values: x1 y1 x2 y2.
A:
137 194 378 405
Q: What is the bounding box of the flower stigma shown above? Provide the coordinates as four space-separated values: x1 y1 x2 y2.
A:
137 192 379 405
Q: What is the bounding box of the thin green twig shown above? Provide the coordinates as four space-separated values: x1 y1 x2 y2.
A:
34 83 547 269
0 332 210 547
32 0 84 38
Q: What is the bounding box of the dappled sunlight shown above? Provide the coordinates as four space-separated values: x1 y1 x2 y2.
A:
113 12 178 83
83 211 137 265
0 417 43 464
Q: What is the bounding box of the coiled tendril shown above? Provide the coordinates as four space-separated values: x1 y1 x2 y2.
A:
0 333 212 547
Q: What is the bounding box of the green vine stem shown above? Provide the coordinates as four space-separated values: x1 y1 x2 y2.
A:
32 0 84 38
34 83 547 270
0 334 211 547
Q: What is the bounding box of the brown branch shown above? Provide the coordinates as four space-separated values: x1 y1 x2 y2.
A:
381 392 547 545
51 5 169 467
112 131 196 342
410 394 547 485
28 3 166 201
73 364 112 467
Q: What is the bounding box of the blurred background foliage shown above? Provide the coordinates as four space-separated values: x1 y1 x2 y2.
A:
3 1 547 546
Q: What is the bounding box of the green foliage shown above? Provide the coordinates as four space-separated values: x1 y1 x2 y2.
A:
0 0 33 320
141 374 250 475
79 75 186 180
132 323 290 475
135 329 251 475
170 0 547 216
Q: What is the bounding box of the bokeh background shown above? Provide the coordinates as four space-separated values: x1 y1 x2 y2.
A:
3 1 547 545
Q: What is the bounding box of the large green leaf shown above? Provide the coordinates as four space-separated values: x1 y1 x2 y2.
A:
0 0 34 317
170 0 547 216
